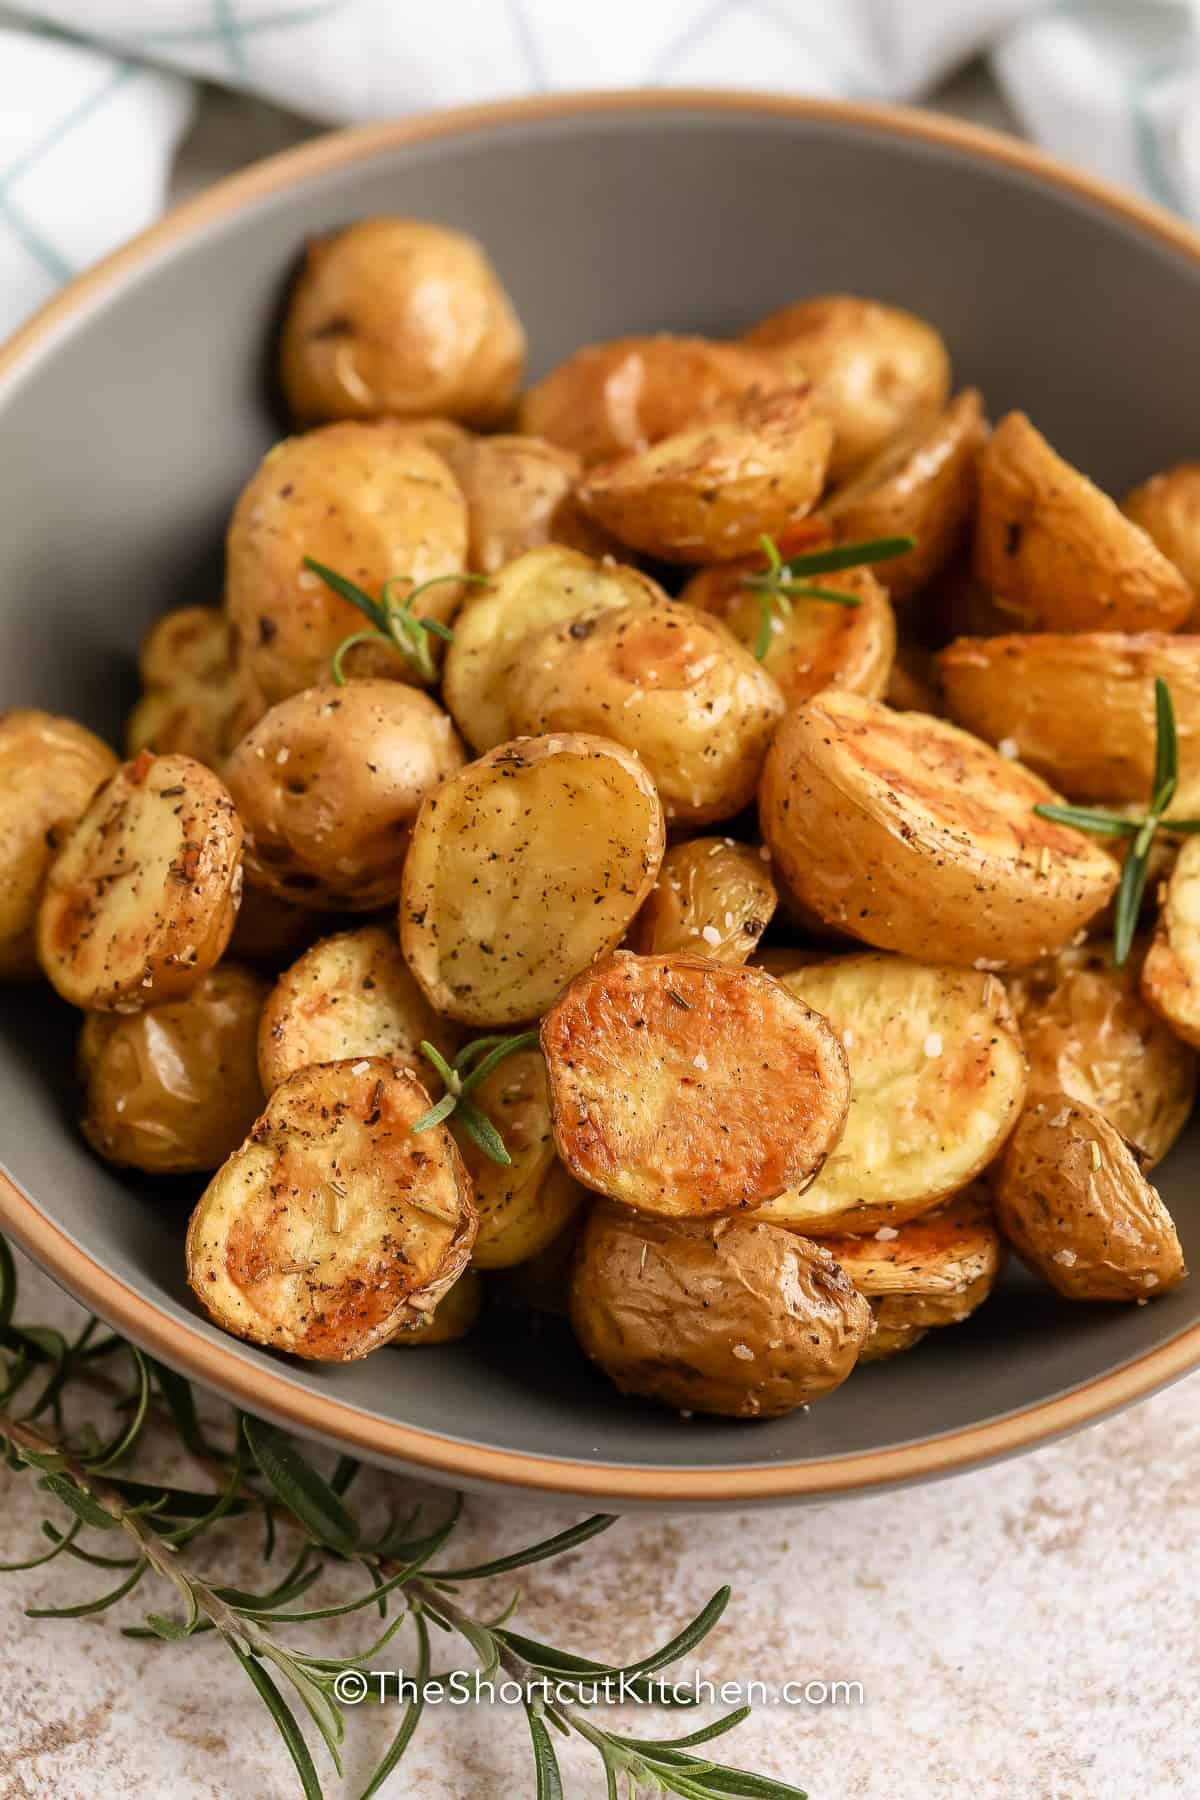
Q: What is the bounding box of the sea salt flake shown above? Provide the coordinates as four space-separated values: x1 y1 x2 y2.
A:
732 1343 755 1361
1053 1248 1078 1267
923 1032 943 1057
701 925 721 945
874 1226 899 1241
998 737 1020 759
351 1059 371 1074
275 747 289 765
693 1052 708 1071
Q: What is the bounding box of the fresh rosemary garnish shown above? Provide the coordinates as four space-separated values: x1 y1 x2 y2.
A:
741 532 917 660
411 1031 542 1164
1034 676 1200 966
0 1237 804 1800
303 557 485 685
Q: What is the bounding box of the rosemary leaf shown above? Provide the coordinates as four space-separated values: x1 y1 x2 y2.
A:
525 1702 566 1800
25 1554 147 1619
1152 676 1180 816
358 1611 430 1799
230 1643 326 1800
429 1511 616 1581
1113 839 1152 969
1032 803 1139 836
244 1419 361 1556
0 1515 80 1572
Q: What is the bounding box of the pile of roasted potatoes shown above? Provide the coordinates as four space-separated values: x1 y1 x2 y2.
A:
6 214 1200 1421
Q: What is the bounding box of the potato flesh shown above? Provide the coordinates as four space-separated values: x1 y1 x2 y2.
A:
1142 836 1200 1048
458 1049 585 1269
629 837 777 966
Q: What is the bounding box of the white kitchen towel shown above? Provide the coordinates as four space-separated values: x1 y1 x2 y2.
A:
0 0 1198 337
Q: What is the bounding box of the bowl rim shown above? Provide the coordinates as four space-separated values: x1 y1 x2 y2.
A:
4 87 1200 1504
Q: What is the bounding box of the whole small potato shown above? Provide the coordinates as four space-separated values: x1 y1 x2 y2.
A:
570 1204 870 1418
225 682 465 911
742 294 951 481
279 217 525 428
225 421 469 707
459 1048 585 1270
80 963 268 1173
629 837 777 965
0 709 117 981
1142 835 1200 1047
1122 462 1200 621
390 1268 483 1346
126 606 240 769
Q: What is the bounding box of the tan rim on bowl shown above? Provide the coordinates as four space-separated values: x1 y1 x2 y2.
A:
3 90 1200 1505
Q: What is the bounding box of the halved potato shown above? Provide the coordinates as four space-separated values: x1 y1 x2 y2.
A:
458 1048 585 1269
993 1092 1186 1301
186 1056 477 1359
754 956 1025 1235
390 1268 482 1345
1142 835 1200 1047
541 952 850 1218
400 734 664 1025
1123 462 1200 621
576 387 834 564
1006 940 1196 1164
759 691 1119 966
126 606 240 769
628 837 777 966
38 751 243 1011
974 413 1193 632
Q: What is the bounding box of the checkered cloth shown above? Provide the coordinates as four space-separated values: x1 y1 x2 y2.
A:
1 1 1199 336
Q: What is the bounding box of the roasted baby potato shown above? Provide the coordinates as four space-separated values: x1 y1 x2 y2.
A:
442 545 662 753
755 956 1025 1235
570 1204 870 1418
1006 941 1196 1164
186 1056 477 1359
224 682 464 911
0 709 117 981
80 963 268 1173
742 294 951 481
974 413 1193 632
507 599 784 826
437 434 604 574
279 217 525 428
390 1268 483 1345
517 333 784 466
38 751 243 1011
258 924 457 1093
225 421 469 707
937 632 1200 803
628 838 777 966
1123 461 1200 620
993 1093 1186 1301
820 388 987 601
576 387 833 563
459 1048 585 1269
760 691 1119 966
400 733 664 1025
1142 836 1200 1047
126 606 240 768
541 953 850 1218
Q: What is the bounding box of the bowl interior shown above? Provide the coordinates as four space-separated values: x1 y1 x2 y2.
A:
2 97 1200 1498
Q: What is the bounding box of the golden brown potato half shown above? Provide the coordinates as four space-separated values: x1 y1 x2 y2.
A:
390 1269 483 1345
1006 940 1196 1164
436 434 602 575
126 606 240 769
80 963 268 1173
400 734 664 1026
258 924 458 1093
755 957 1025 1235
442 545 662 753
820 389 987 601
628 837 777 966
507 599 784 826
1123 462 1200 622
279 217 525 428
759 691 1119 966
38 751 243 1011
458 1048 585 1269
576 387 834 564
187 1056 477 1359
974 413 1193 633
570 1204 870 1418
742 294 951 481
681 562 896 708
1142 835 1200 1047
937 632 1200 803
542 952 850 1219
0 708 117 982
224 682 464 911
517 333 785 466
993 1093 1186 1301
225 422 469 707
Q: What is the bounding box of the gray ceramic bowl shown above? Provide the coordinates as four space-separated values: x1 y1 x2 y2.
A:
2 92 1200 1508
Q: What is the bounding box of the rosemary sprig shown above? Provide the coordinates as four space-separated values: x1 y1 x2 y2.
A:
1034 677 1200 966
741 532 916 659
411 1030 542 1164
303 557 485 685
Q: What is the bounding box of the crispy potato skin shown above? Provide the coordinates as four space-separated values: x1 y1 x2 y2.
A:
81 963 268 1173
974 414 1193 632
993 1093 1186 1301
937 632 1200 803
225 682 465 911
400 733 665 1026
542 953 850 1218
570 1204 870 1417
1142 835 1200 1047
0 709 117 981
576 387 833 564
759 691 1119 966
186 1057 477 1360
1123 462 1200 622
1006 941 1196 1164
517 334 785 466
279 218 525 428
755 957 1025 1234
859 1315 928 1362
126 606 239 769
225 422 469 707
390 1268 483 1345
38 751 243 1011
629 838 777 966
438 434 596 575
459 1049 585 1269
508 599 784 826
258 924 457 1093
742 294 951 481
